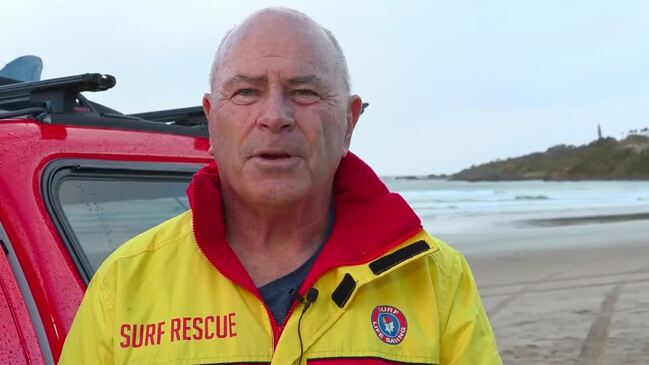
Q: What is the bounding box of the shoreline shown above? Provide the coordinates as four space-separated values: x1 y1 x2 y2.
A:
520 211 649 227
422 205 649 256
386 176 649 182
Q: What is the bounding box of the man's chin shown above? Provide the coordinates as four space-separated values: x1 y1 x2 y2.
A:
245 180 312 206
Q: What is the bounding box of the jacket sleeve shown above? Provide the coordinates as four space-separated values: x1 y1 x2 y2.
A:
58 273 114 364
439 252 502 365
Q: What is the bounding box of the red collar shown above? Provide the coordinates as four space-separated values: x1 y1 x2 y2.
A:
187 152 422 299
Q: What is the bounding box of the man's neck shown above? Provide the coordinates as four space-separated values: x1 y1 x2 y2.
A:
222 190 332 287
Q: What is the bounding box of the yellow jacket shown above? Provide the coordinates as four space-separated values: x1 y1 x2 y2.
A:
59 154 501 365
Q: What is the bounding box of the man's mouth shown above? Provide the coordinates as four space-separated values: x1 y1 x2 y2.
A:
258 153 292 160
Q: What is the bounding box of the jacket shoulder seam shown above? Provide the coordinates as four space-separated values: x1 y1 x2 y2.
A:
114 229 194 261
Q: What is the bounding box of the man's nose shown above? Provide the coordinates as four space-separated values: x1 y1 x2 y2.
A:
256 91 295 132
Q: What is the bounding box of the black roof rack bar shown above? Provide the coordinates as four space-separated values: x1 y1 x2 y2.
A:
129 106 206 126
0 76 20 86
0 73 115 113
0 73 115 95
0 106 49 121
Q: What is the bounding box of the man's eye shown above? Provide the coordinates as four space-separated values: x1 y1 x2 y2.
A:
291 89 320 104
235 89 257 97
293 89 315 96
231 89 259 104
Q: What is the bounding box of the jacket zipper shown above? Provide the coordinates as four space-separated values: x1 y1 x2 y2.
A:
200 259 281 349
191 216 281 350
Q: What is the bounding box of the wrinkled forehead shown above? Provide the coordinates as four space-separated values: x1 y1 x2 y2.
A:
215 16 340 88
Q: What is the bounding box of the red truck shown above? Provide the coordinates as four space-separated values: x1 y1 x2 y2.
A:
0 72 212 363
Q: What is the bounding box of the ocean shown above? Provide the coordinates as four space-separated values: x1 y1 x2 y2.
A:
382 178 649 238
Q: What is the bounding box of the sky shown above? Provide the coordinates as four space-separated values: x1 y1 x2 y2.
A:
3 0 649 175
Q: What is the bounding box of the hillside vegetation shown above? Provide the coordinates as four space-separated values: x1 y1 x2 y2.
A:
451 135 649 181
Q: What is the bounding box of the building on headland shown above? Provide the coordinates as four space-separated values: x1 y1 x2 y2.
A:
628 127 649 137
623 127 649 152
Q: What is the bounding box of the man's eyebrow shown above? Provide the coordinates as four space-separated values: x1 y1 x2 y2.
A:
223 74 267 89
286 75 325 86
221 74 327 90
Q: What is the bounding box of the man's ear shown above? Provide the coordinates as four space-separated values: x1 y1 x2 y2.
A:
202 93 214 156
202 93 212 118
343 95 363 153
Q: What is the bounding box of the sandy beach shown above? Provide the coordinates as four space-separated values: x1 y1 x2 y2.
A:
427 216 649 364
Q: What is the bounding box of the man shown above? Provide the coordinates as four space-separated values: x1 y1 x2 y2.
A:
60 8 501 364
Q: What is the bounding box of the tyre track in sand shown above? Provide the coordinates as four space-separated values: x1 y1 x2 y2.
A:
481 268 649 320
576 284 624 365
484 271 565 319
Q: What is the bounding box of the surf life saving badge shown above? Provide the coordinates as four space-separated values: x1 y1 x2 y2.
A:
371 305 408 344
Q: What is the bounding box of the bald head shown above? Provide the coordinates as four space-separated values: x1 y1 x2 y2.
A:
209 8 351 95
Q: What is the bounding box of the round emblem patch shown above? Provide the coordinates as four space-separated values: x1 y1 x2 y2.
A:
371 305 408 344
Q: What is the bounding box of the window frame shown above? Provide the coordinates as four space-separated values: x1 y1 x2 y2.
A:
0 222 55 364
42 159 203 283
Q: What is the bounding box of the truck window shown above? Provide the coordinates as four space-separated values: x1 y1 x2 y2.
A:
44 160 202 282
58 179 190 271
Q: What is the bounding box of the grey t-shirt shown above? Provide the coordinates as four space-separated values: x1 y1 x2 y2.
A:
258 249 320 324
258 212 333 324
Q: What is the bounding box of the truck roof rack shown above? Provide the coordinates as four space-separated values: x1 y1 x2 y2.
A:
0 73 115 113
0 73 207 137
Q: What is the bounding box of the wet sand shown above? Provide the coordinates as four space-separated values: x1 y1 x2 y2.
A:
426 216 649 364
522 212 649 227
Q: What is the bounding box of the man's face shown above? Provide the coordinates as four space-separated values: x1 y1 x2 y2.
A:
203 18 361 206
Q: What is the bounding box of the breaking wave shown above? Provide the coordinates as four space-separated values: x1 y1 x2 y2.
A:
514 195 550 201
